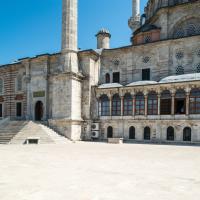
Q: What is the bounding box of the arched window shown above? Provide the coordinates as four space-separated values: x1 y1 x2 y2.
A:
0 78 3 95
190 89 200 114
100 95 110 116
16 74 22 91
144 126 151 140
135 92 145 115
112 94 121 116
148 91 158 115
129 126 135 139
107 126 113 138
183 127 191 141
167 127 175 141
123 93 133 116
160 90 171 115
105 73 110 83
175 89 186 114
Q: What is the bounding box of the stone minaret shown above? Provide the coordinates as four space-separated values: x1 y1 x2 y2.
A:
61 0 78 73
51 0 82 141
128 0 141 33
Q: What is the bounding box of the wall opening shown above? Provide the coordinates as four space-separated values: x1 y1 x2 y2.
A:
35 101 43 121
107 126 113 138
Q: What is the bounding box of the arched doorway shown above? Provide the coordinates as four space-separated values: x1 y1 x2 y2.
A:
35 101 43 121
167 126 175 141
183 127 191 141
144 126 151 140
107 126 113 138
129 126 135 139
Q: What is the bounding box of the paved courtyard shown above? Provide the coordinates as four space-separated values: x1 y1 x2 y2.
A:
0 142 200 200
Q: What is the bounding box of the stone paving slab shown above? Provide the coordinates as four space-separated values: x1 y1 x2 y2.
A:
0 142 200 200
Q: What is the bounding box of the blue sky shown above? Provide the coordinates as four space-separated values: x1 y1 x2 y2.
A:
0 0 147 65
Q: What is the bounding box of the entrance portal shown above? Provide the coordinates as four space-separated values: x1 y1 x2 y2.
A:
35 101 43 121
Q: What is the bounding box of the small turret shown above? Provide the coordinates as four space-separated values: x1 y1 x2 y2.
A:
96 29 111 49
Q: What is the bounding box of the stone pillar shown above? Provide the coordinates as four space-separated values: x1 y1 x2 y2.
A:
61 0 78 73
132 96 135 116
145 94 148 116
186 92 190 116
158 94 161 115
121 96 124 116
110 96 112 116
171 93 175 115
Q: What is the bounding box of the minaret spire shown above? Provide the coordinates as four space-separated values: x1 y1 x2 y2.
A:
128 0 141 33
61 0 78 73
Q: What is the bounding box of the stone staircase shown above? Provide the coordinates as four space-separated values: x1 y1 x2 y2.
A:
38 122 70 144
0 120 70 145
0 121 29 144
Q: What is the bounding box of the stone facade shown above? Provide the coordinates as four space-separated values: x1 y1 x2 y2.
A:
0 0 200 143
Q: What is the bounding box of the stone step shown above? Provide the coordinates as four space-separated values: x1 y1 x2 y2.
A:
0 120 71 145
38 123 70 144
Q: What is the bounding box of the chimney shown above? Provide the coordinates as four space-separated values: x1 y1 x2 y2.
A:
96 29 111 49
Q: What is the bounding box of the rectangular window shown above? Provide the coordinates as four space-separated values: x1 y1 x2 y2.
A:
135 99 145 115
175 99 186 114
16 102 22 117
113 72 120 83
190 97 200 114
142 69 150 81
160 99 171 115
0 104 2 118
148 99 158 115
101 101 110 116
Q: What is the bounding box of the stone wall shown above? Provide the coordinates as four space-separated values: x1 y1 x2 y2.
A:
99 119 200 143
100 36 200 85
0 63 27 119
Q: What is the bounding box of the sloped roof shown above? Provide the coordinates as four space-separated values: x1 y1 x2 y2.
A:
126 81 157 87
159 73 200 83
98 83 123 89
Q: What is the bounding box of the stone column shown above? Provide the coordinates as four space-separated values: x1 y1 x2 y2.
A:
145 94 148 117
109 96 112 117
61 0 78 73
158 93 161 115
171 92 175 115
121 96 124 116
186 91 190 116
132 95 135 116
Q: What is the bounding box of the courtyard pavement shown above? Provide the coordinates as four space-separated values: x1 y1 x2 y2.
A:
0 142 200 200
